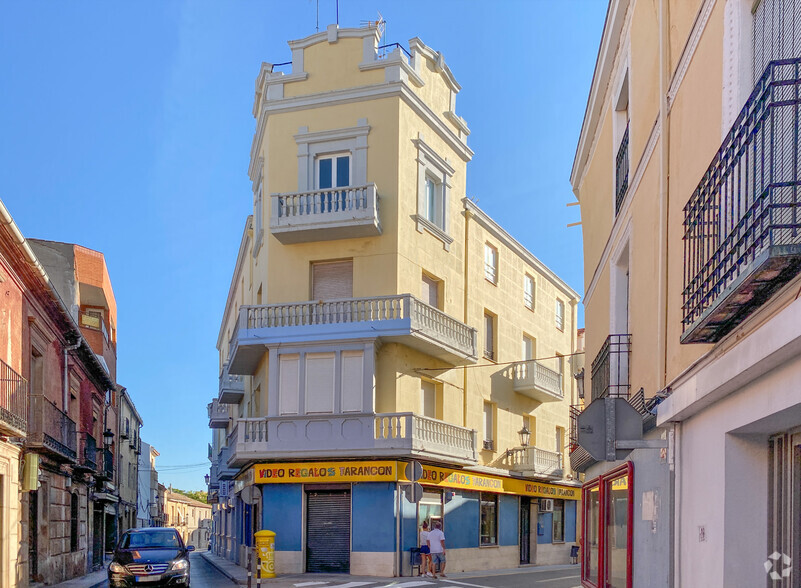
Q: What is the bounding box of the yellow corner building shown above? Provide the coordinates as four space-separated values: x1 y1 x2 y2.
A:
207 24 581 577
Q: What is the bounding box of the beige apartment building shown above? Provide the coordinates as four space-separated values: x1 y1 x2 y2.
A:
163 489 212 547
571 0 801 586
207 23 582 577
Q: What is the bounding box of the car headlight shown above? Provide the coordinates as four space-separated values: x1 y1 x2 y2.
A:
109 562 127 574
171 559 189 571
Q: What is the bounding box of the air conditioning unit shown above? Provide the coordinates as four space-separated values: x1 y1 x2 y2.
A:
539 498 554 512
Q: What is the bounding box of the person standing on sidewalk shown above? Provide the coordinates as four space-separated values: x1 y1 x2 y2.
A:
419 520 433 577
427 521 446 578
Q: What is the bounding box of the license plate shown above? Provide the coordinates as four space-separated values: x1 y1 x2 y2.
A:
136 575 162 583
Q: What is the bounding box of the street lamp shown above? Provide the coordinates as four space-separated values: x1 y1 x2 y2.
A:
103 428 114 448
574 367 585 400
518 426 531 447
204 474 210 486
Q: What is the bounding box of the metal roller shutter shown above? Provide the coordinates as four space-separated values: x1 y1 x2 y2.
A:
312 261 353 300
306 490 351 573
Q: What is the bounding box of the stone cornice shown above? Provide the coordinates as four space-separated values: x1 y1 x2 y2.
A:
247 80 473 181
409 37 461 93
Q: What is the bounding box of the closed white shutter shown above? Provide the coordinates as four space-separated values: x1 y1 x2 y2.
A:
422 274 439 308
305 352 335 414
279 354 300 415
312 261 353 300
340 351 364 413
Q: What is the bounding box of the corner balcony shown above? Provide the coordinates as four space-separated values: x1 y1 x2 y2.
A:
496 446 563 479
27 394 77 462
270 183 381 244
0 358 27 437
218 362 244 404
512 360 563 403
225 413 478 468
208 399 229 429
682 58 801 343
228 295 478 375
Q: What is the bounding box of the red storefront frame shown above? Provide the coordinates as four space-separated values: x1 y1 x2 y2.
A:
581 462 634 588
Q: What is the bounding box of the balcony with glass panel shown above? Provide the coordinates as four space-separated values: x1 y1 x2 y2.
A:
224 413 477 468
227 295 478 375
269 183 381 244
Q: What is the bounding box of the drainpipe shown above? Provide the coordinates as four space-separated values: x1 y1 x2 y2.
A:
463 203 471 429
658 0 676 585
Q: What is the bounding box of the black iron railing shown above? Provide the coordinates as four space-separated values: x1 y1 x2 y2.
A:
0 358 27 435
683 58 801 338
615 122 630 214
378 43 412 60
590 334 631 401
569 405 581 453
269 61 292 73
79 432 98 470
102 447 114 479
28 394 77 461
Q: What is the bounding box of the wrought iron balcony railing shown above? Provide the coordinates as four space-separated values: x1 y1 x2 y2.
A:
615 121 630 214
590 334 631 401
28 394 77 461
100 447 114 479
0 358 27 436
682 58 801 343
569 404 581 453
78 431 98 471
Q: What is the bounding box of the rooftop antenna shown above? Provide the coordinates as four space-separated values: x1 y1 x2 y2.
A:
336 0 339 25
316 0 319 32
360 12 386 40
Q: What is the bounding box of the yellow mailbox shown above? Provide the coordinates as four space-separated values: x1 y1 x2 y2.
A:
254 530 276 578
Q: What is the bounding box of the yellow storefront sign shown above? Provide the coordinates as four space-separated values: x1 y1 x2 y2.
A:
251 460 579 500
405 464 580 500
253 461 399 483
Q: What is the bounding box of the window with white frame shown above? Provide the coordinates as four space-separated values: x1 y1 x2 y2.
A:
413 136 454 249
424 176 444 228
316 153 350 190
484 243 498 284
294 121 369 193
524 274 535 310
483 401 494 451
555 299 565 331
522 335 535 361
483 311 496 361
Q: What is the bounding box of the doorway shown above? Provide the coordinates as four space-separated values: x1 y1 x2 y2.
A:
520 497 531 564
306 488 350 573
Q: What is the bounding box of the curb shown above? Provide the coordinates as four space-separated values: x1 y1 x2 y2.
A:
200 551 245 585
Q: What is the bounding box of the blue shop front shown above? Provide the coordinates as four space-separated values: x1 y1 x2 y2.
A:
249 460 579 576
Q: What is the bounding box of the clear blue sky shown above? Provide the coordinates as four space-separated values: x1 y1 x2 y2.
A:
0 1 605 490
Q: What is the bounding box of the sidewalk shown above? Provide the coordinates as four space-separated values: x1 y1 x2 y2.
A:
48 568 107 588
200 551 581 587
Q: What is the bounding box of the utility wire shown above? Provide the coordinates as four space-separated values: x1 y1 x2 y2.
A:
415 350 585 371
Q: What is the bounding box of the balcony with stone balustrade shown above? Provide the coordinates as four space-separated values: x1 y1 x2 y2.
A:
512 359 563 403
270 183 381 244
228 295 478 374
224 412 477 468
